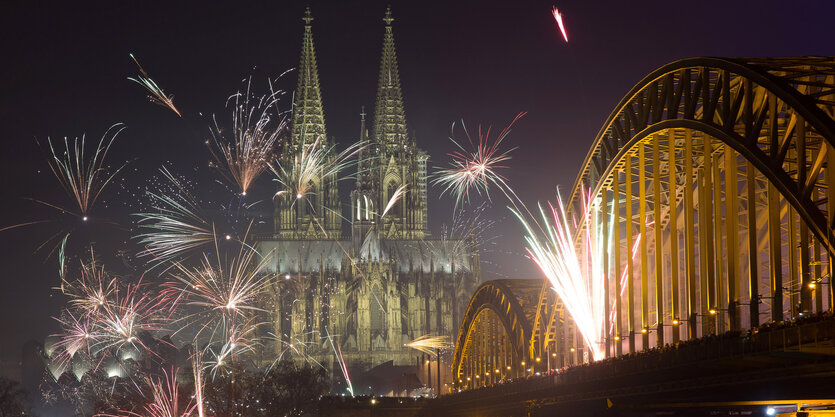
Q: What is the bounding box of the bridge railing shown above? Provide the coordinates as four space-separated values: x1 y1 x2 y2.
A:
450 315 835 398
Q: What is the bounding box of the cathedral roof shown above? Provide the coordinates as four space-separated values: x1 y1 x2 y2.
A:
256 237 474 275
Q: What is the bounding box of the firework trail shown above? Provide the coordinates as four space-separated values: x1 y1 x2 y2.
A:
207 79 287 196
405 334 453 356
513 187 608 361
45 123 127 221
552 6 568 42
433 112 525 210
270 135 364 205
380 183 407 219
58 233 70 288
191 355 205 417
135 168 215 266
324 327 353 397
129 54 182 117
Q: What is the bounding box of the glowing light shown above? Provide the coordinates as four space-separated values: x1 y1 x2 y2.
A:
551 5 568 42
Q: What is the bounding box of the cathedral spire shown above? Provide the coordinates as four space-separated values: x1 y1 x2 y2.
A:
291 6 327 148
372 6 409 151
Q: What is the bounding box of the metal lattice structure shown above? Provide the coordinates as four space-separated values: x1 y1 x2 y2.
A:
451 280 575 389
452 57 835 390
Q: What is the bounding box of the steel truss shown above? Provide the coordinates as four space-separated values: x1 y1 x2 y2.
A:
452 57 835 390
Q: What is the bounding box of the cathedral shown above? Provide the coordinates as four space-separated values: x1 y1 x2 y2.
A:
256 7 481 392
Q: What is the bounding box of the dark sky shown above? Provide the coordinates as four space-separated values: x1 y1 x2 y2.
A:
1 0 833 378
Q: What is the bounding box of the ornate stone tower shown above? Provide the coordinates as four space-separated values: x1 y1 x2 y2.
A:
257 7 481 395
274 7 342 239
366 6 429 239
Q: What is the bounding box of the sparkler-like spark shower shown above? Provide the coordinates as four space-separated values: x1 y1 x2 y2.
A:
513 188 607 361
207 80 287 196
405 334 453 356
129 53 182 117
45 123 127 219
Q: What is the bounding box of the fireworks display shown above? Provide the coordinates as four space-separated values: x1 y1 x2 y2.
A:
14 13 592 410
270 135 364 203
380 183 407 219
207 80 287 196
513 188 607 361
129 54 182 117
434 113 525 208
162 242 273 341
552 5 568 42
135 168 215 265
45 124 127 220
405 335 453 356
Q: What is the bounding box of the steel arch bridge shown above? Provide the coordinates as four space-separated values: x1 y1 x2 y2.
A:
452 56 835 390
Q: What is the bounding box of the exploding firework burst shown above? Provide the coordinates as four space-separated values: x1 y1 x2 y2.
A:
91 278 167 355
62 255 116 315
129 53 182 117
161 239 273 342
513 187 607 361
207 79 287 196
434 113 525 208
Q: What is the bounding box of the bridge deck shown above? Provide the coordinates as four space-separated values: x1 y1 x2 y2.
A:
422 316 835 417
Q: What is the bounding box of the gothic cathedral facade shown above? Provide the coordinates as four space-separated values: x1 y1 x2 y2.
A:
256 7 481 389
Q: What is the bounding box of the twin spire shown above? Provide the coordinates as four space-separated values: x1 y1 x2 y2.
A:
292 6 409 151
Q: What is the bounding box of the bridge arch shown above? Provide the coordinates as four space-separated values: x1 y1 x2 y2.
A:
453 57 835 390
567 57 835 355
451 280 572 389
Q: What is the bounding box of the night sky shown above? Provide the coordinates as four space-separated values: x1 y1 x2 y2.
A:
1 0 833 379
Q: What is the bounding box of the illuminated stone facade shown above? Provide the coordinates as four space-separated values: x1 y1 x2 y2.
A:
257 7 480 389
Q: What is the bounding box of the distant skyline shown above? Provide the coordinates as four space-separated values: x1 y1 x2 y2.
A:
1 0 834 378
